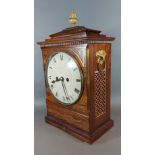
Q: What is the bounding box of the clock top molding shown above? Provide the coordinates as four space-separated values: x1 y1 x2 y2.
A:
37 26 115 47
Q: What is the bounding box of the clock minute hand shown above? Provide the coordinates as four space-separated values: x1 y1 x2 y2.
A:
61 81 70 102
61 81 68 99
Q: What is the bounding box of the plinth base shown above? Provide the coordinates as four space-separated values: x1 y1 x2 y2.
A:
45 115 113 144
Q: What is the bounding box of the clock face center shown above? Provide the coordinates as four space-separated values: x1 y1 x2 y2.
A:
46 52 83 105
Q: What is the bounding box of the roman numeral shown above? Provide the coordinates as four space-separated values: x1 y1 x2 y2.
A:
73 67 78 71
53 58 56 63
76 79 81 82
70 96 74 101
52 80 55 83
74 88 80 94
60 54 63 61
66 97 70 101
63 96 66 101
55 92 58 96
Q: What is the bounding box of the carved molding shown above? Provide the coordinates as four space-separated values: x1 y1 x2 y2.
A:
40 40 111 47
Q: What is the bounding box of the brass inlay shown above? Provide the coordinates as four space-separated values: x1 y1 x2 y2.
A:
86 48 90 112
69 10 78 26
86 48 90 87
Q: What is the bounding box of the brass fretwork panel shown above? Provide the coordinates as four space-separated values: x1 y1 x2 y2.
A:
94 69 106 117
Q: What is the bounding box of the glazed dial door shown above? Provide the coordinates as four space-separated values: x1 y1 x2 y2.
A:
46 52 83 105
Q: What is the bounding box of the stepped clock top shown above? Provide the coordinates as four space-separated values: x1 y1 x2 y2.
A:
37 10 115 46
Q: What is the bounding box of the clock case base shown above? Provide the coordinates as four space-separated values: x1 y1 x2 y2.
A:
45 115 113 144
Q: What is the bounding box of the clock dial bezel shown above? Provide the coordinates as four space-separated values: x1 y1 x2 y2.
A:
45 51 84 106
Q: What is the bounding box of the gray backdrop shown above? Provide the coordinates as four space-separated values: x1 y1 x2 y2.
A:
34 0 121 155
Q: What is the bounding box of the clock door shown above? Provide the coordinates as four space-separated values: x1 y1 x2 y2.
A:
42 47 90 132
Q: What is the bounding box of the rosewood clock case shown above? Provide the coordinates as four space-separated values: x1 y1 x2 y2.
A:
38 26 115 144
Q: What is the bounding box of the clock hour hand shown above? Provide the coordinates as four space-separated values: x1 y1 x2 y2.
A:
52 77 62 83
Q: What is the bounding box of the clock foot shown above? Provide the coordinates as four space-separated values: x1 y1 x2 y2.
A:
45 115 113 144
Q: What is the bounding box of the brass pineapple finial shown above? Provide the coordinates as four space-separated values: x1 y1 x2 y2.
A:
69 10 78 27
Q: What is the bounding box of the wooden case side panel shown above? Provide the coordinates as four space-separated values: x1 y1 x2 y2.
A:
86 45 95 133
90 43 112 129
41 45 90 132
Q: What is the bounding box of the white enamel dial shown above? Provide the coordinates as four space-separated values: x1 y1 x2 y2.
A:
46 52 83 105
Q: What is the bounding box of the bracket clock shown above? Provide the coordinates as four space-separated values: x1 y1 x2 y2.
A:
37 10 115 144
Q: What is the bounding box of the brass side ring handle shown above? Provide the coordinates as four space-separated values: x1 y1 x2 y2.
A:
96 50 107 72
